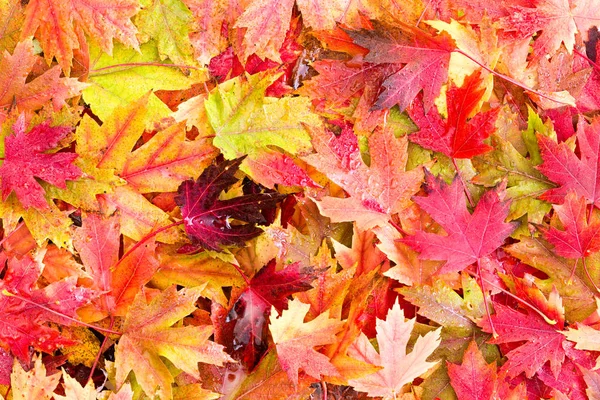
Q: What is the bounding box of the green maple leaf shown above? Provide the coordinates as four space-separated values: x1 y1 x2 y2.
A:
83 41 204 122
204 72 321 160
472 134 553 236
135 0 196 66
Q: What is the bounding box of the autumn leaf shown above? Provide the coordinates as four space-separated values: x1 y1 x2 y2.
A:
225 259 315 368
447 341 497 400
506 236 597 321
408 70 499 159
0 39 86 122
21 0 140 74
538 117 600 207
403 170 517 273
204 71 320 161
73 213 159 321
498 0 600 58
135 0 195 66
83 41 200 121
233 0 295 62
349 25 455 111
186 0 231 65
114 285 232 400
54 369 97 400
269 298 343 386
0 116 82 210
121 120 218 193
544 192 600 259
0 250 95 361
176 157 286 251
303 124 422 230
347 299 442 398
9 356 60 400
479 285 588 380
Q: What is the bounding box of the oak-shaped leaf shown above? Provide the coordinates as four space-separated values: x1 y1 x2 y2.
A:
176 157 286 251
403 171 517 274
538 117 600 207
0 116 82 210
114 285 232 400
0 251 95 361
408 70 499 159
349 25 455 111
544 192 600 259
269 298 343 386
347 299 442 398
225 259 315 368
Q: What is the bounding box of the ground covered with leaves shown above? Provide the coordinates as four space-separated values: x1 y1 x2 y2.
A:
2 0 600 399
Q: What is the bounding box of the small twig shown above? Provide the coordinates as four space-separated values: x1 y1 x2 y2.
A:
87 315 115 385
452 158 475 208
477 259 497 338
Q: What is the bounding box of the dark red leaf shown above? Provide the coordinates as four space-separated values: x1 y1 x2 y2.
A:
176 157 286 252
224 259 315 368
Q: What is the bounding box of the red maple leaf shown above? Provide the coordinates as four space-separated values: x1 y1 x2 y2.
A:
0 252 95 361
407 70 499 159
447 341 497 399
402 171 517 274
538 117 600 207
0 116 82 210
224 259 315 368
175 157 286 251
349 25 455 111
498 0 600 58
480 302 584 379
543 191 600 259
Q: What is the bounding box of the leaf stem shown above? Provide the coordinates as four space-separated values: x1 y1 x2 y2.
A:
89 62 202 75
454 49 575 106
87 315 115 385
0 290 122 335
581 256 600 294
452 158 474 208
574 48 600 73
476 259 497 338
466 271 557 325
113 221 183 270
231 262 251 286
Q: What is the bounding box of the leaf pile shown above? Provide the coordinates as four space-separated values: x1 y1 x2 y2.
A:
3 0 600 399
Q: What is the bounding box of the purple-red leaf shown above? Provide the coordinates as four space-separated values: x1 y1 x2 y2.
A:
176 157 286 251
